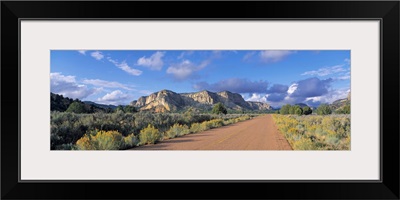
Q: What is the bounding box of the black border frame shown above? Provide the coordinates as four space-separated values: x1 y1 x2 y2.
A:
2 1 399 199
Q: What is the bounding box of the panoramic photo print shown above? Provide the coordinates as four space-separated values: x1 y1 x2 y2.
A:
50 50 351 150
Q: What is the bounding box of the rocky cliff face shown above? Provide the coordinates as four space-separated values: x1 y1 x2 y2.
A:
131 89 272 113
181 90 218 105
247 101 272 110
331 91 351 110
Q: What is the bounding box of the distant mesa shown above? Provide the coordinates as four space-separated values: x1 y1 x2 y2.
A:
130 89 273 113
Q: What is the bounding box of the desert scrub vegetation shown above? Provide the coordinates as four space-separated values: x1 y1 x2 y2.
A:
164 123 190 139
272 114 350 150
51 110 254 150
51 111 136 150
75 130 138 150
223 115 252 125
51 111 214 149
139 125 163 145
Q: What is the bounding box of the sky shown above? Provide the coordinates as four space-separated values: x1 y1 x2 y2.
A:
50 50 350 108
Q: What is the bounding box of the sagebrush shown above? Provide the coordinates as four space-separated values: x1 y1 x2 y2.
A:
272 114 350 150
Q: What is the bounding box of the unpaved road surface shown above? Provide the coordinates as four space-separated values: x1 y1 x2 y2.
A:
131 114 292 150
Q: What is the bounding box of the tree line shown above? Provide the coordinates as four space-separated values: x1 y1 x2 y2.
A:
278 103 350 115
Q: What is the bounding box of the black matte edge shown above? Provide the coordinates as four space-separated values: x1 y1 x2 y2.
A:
1 0 399 198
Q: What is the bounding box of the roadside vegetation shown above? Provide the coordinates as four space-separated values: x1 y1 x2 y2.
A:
52 109 255 150
277 103 350 116
273 103 351 150
272 114 350 150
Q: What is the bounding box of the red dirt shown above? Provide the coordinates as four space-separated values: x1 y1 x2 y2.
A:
130 114 292 150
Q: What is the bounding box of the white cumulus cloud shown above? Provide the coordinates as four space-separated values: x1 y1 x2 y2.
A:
305 88 350 106
167 59 210 81
96 90 130 105
78 50 87 55
246 93 267 102
50 72 98 99
287 83 298 95
137 51 165 70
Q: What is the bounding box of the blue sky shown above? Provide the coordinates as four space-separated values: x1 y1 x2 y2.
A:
50 50 350 107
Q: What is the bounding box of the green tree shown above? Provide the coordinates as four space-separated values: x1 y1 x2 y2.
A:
212 102 227 115
124 105 137 113
292 105 302 115
316 104 332 115
302 106 312 115
116 105 125 113
66 102 87 113
279 104 291 115
288 106 295 114
294 106 303 116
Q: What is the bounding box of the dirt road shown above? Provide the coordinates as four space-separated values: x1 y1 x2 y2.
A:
131 114 292 150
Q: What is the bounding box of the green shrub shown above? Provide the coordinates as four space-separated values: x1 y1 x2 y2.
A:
336 104 350 114
206 119 224 128
316 104 332 115
190 123 202 133
280 104 291 115
223 119 235 126
302 106 312 115
139 124 162 145
292 137 315 150
212 103 227 115
164 123 190 139
200 121 212 131
52 111 255 149
272 114 350 150
66 102 88 113
55 143 77 150
123 134 139 148
294 107 303 116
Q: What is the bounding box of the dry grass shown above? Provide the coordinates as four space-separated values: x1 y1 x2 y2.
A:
272 114 350 150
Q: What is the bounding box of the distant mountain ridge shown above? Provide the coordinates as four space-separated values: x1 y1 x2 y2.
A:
83 101 117 110
131 89 272 112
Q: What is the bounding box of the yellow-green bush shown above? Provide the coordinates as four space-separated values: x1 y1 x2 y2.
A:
138 124 162 145
189 122 203 133
76 136 96 150
164 123 190 139
223 115 251 125
76 130 124 150
272 114 350 150
124 134 139 148
205 119 224 128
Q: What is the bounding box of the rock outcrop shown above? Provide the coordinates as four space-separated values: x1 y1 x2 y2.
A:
331 91 351 110
131 89 272 113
